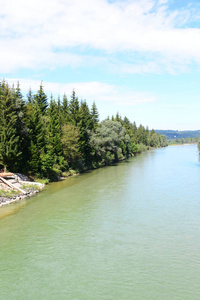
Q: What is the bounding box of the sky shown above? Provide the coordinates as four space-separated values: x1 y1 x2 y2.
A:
0 0 200 130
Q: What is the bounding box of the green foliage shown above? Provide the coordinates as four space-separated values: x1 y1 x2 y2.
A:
34 83 48 115
0 189 21 198
78 101 93 168
0 80 167 180
89 120 130 165
68 90 80 126
61 124 81 169
0 81 22 171
90 102 99 131
168 137 198 145
35 178 49 184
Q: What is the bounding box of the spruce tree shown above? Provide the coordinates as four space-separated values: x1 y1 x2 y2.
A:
47 96 62 157
78 101 93 167
90 102 99 131
62 93 69 124
27 88 33 104
0 81 21 171
68 90 80 126
14 82 29 170
34 82 48 115
28 102 46 175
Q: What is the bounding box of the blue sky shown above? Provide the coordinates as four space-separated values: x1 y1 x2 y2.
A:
1 0 200 130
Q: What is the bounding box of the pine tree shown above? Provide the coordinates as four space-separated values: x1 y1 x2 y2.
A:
57 96 62 127
34 82 48 115
68 90 80 126
90 102 99 131
0 81 21 171
14 82 29 169
78 101 93 167
27 88 33 104
28 102 46 175
47 96 62 157
115 112 121 123
62 93 69 124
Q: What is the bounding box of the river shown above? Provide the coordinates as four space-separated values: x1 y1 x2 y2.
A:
0 145 200 299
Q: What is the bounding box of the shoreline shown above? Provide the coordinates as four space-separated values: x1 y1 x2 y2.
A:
0 189 43 207
0 147 166 208
0 174 45 207
0 171 79 207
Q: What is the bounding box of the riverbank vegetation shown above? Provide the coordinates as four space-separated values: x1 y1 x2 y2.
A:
168 137 199 145
0 80 167 181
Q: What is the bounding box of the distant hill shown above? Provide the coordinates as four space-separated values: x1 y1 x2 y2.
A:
155 130 200 140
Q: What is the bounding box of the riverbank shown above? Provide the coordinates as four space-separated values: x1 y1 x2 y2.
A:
0 146 166 208
0 170 81 207
0 173 45 207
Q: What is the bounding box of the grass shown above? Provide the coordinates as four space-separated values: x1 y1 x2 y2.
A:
21 183 41 191
0 189 21 198
35 178 49 184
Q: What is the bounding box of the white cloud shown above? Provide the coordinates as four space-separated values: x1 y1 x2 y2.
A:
5 78 156 106
0 0 200 74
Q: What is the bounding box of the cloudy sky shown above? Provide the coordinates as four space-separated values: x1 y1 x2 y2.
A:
1 0 200 130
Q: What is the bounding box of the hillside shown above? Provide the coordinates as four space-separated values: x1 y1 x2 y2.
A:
155 130 200 140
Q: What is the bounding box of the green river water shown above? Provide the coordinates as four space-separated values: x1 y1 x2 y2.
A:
0 145 200 299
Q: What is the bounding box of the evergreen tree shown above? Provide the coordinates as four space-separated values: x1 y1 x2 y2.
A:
0 79 167 179
14 82 29 169
68 90 80 126
62 93 69 124
0 81 21 171
57 96 62 127
28 102 46 175
34 82 48 115
115 112 121 123
78 101 93 167
47 96 62 157
90 102 99 131
27 88 33 104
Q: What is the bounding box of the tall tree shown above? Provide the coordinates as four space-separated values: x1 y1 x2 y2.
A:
27 88 33 104
61 124 80 168
90 102 99 131
28 101 46 175
14 82 29 168
89 120 130 165
78 101 93 167
62 93 69 124
68 90 80 126
34 82 48 115
0 81 21 171
47 96 62 157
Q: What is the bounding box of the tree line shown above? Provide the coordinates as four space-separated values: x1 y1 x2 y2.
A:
0 80 167 180
168 137 199 145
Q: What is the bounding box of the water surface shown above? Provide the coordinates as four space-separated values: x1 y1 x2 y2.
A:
0 145 200 299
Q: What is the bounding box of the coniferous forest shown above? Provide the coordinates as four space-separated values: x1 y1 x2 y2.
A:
0 80 168 180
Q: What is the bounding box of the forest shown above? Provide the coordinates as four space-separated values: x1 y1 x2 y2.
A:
0 80 168 180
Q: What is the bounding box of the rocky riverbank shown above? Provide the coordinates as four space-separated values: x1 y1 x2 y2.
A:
0 173 45 207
